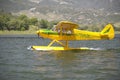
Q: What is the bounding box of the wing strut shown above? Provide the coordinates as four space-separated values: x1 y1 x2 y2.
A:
48 40 69 48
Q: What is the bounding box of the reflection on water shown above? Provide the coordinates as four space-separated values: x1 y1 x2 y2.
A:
0 35 120 80
34 50 120 80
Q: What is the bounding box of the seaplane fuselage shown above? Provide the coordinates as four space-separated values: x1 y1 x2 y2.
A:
37 23 114 41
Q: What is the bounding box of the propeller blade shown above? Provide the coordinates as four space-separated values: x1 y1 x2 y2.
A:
37 33 39 38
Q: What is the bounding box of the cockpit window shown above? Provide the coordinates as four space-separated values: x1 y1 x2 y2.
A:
51 21 78 35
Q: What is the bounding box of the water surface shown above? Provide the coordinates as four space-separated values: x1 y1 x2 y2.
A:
0 34 120 80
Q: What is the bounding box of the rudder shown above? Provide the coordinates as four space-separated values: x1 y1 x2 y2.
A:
101 24 115 39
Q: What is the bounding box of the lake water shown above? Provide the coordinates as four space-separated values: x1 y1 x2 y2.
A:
0 34 120 80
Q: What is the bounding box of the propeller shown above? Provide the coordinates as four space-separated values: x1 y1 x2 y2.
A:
37 31 40 38
36 30 44 39
37 33 39 38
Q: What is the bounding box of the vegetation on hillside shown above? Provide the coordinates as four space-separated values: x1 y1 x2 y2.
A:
0 11 120 32
0 11 58 31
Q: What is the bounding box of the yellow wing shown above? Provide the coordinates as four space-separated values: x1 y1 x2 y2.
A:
55 21 79 30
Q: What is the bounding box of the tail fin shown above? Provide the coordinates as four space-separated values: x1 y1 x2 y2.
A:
101 24 115 39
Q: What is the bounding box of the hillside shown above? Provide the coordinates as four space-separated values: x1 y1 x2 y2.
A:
0 0 120 25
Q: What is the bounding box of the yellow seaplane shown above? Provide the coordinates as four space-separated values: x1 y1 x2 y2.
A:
31 21 114 51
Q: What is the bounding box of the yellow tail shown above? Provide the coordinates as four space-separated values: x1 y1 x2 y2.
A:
101 24 115 40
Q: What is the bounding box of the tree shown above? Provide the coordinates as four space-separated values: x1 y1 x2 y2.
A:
47 21 58 29
18 14 28 20
17 14 30 30
20 20 29 30
0 14 10 30
39 19 50 29
29 17 38 26
7 19 20 30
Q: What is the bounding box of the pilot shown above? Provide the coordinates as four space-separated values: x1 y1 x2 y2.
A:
67 30 72 34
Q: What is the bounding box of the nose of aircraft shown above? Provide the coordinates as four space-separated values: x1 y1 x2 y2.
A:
36 30 40 38
36 30 44 39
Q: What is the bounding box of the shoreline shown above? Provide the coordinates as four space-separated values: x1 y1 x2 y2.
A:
115 31 120 34
0 30 120 35
0 30 36 35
